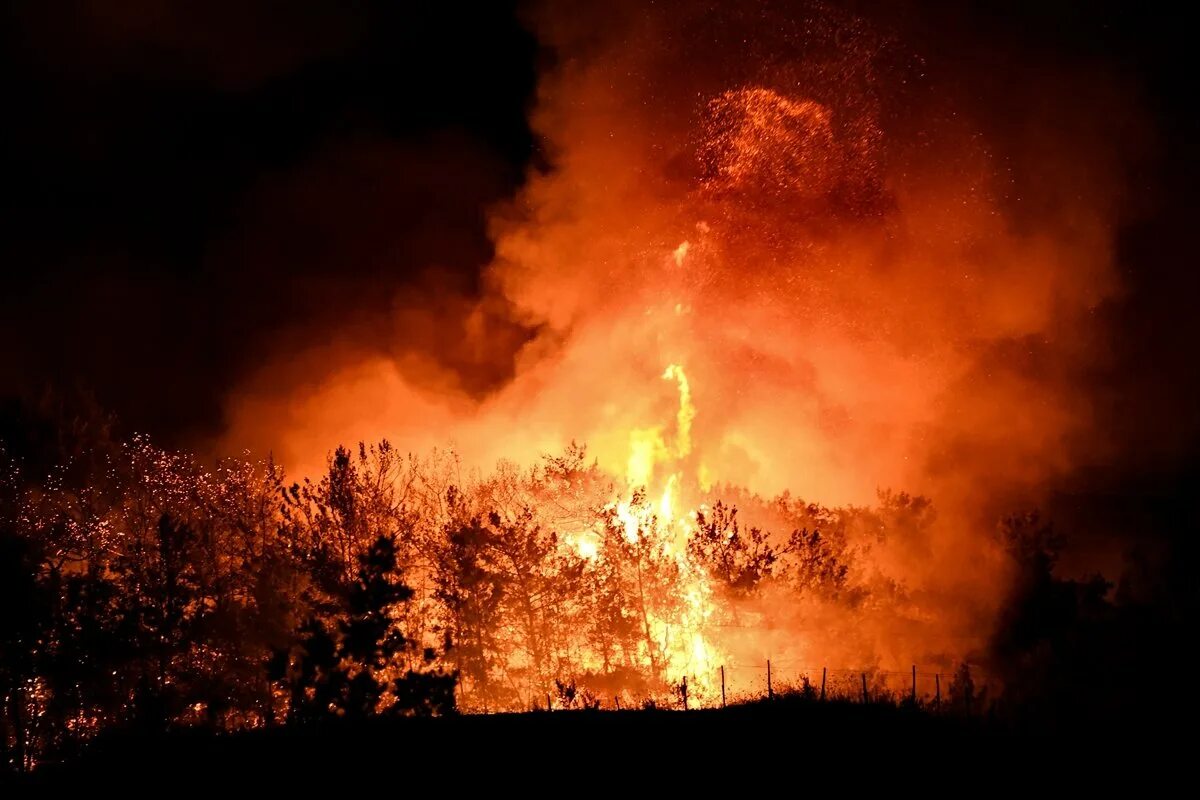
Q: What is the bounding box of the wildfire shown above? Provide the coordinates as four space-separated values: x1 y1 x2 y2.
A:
0 1 1146 758
591 354 724 702
212 0 1130 715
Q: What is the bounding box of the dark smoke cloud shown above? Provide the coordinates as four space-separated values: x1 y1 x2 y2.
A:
7 0 364 90
1 0 537 445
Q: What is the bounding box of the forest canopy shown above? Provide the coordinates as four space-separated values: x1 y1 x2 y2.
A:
2 395 1151 774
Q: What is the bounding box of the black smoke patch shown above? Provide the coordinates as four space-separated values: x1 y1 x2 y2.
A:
1 0 538 444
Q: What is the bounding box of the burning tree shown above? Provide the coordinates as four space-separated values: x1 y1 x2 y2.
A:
688 502 778 597
594 492 685 685
433 509 510 710
0 419 987 769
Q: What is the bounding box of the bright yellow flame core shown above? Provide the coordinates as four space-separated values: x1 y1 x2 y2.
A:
586 352 723 702
662 363 695 461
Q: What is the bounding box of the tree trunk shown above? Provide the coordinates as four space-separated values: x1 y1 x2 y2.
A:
8 687 27 773
633 557 660 679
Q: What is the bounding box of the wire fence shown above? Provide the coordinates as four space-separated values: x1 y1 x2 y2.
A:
521 661 997 714
707 662 979 707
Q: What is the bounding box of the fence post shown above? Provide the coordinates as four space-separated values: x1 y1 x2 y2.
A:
721 665 726 708
861 673 868 704
547 692 552 712
820 667 827 701
911 665 917 704
615 695 621 711
767 660 773 700
935 673 941 706
681 675 689 711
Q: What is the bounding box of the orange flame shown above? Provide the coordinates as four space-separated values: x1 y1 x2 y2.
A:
219 1 1140 706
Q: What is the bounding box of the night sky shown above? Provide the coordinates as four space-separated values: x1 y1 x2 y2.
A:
3 1 538 439
3 0 1197 571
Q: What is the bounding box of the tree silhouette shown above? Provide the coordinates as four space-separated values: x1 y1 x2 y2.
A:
988 511 1115 726
0 530 50 772
434 513 508 710
688 502 777 596
947 662 984 717
595 492 683 683
340 535 413 717
280 533 455 722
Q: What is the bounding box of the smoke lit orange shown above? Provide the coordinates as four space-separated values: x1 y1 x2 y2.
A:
214 0 1139 708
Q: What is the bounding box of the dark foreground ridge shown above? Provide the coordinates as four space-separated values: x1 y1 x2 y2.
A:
12 698 1182 793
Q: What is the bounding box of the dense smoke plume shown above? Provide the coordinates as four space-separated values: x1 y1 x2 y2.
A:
217 0 1147 673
